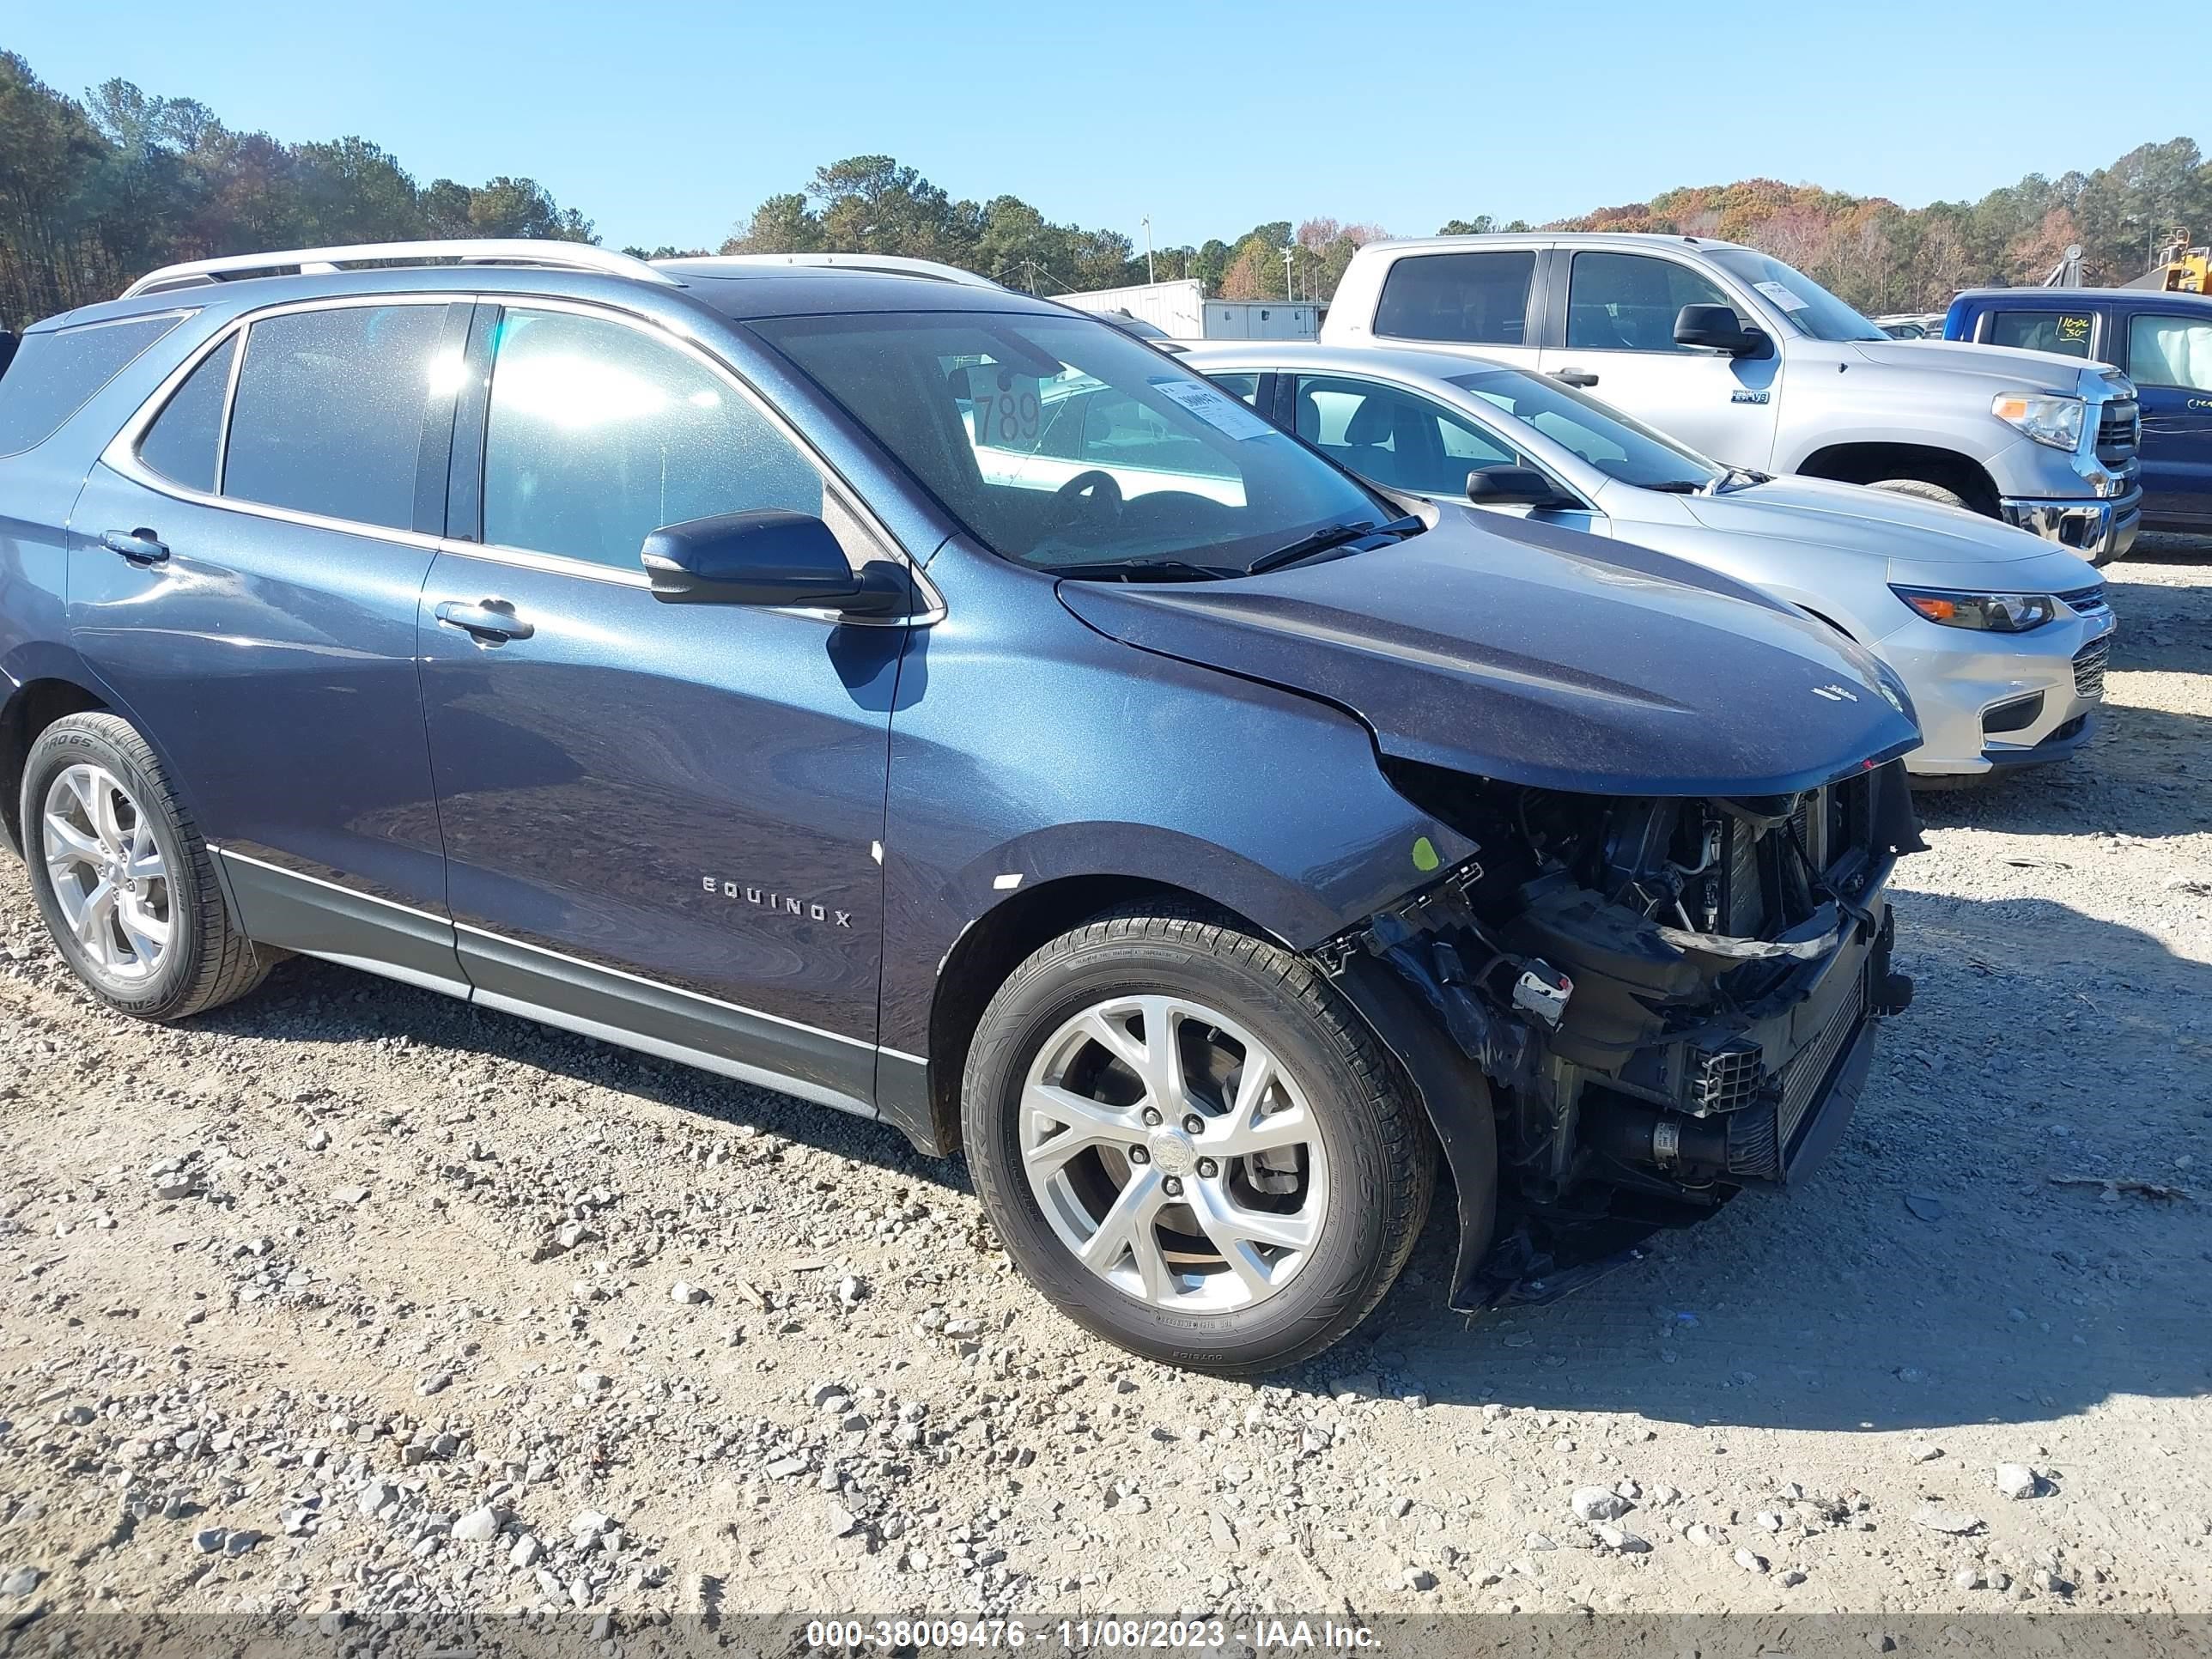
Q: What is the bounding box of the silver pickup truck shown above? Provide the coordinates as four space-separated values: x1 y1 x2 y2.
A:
1322 233 2142 564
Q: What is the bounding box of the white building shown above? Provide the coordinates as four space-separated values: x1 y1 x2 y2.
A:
1061 278 1323 342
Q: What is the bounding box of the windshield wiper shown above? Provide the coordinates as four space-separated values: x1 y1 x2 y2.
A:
1644 480 1706 494
1051 556 1246 583
1713 465 1771 494
1246 514 1422 575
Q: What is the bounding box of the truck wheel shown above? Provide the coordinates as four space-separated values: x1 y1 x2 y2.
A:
963 908 1436 1375
20 714 271 1022
1868 477 1972 513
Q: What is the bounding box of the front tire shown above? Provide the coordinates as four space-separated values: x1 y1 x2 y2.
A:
1868 477 1972 512
21 713 270 1021
963 909 1434 1375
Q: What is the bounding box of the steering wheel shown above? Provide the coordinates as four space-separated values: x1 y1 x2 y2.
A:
1053 468 1124 529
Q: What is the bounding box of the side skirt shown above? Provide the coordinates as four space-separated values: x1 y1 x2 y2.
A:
212 847 888 1124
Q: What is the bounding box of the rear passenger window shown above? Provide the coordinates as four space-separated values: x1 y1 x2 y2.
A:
137 336 238 493
222 305 450 532
1372 252 1535 346
481 308 822 571
1988 310 2094 356
1566 253 1732 352
0 313 185 457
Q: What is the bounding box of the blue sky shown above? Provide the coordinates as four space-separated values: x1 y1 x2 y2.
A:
10 0 2209 253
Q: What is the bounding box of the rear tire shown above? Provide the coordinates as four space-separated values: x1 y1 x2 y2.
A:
1867 477 1972 513
20 713 270 1021
963 908 1435 1375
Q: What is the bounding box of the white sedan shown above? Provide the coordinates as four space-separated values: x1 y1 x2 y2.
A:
1182 342 2113 781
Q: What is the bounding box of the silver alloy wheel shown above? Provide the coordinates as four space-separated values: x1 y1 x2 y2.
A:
40 762 172 983
1019 994 1331 1312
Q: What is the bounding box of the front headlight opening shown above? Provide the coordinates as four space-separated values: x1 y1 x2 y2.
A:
1992 391 2087 451
1891 585 2059 632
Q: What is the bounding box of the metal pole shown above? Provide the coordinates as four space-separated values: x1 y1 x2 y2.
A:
1143 217 1154 285
1284 242 1295 301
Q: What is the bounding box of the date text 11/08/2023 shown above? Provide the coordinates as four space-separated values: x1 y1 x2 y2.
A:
803 1618 1381 1650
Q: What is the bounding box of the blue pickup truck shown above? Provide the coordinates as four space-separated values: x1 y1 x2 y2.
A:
1946 287 2212 536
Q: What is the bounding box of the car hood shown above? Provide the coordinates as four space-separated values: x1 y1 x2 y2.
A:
1055 509 1920 798
1842 336 2096 393
1679 475 2077 569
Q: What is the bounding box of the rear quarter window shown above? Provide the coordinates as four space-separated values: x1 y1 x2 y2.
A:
0 313 186 458
1372 252 1535 346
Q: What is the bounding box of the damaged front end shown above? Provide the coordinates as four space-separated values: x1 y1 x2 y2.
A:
1318 757 1923 1313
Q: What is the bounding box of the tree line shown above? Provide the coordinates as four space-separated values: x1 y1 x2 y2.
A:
726 143 2212 315
3 46 2208 331
0 52 592 325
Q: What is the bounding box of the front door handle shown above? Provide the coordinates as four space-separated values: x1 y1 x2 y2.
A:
1554 369 1601 388
434 599 534 643
101 529 169 565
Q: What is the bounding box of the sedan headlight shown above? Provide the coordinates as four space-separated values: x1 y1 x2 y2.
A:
1991 392 2086 451
1891 586 2058 632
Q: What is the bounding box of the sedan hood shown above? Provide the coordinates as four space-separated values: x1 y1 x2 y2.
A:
1057 510 1920 798
1680 474 2080 569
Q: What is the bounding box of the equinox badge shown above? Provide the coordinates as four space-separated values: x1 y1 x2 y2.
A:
702 876 852 929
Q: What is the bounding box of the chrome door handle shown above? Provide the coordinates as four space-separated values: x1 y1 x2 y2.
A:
434 599 534 643
101 528 169 564
1554 370 1600 388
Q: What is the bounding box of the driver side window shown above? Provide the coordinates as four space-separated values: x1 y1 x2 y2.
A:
1566 253 1733 353
1292 374 1520 497
482 308 823 571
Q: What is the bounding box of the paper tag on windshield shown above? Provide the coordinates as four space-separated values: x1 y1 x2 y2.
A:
1754 279 1810 313
1151 377 1276 441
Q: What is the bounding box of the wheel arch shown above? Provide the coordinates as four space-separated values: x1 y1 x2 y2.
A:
920 873 1279 1158
0 676 114 858
1796 442 2002 516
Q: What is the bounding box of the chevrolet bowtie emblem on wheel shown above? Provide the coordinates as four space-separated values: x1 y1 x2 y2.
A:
1810 684 1860 702
702 877 852 929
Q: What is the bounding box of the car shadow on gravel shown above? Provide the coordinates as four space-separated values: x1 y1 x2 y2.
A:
191 956 969 1192
1326 890 2212 1432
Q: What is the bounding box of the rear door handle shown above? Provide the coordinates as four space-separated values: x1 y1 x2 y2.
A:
100 529 169 565
434 599 534 643
1554 370 1601 388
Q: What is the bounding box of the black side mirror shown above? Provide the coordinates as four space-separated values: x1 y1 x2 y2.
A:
1467 465 1569 507
1674 303 1767 357
641 510 904 615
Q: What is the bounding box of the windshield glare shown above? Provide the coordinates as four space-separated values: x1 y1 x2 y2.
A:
753 312 1390 574
1708 249 1887 343
1446 369 1723 490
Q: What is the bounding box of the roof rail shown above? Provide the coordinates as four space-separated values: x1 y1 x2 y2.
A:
119 239 683 301
663 252 1003 290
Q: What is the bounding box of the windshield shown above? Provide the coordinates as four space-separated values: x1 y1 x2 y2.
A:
753 311 1394 574
1446 368 1723 490
1707 249 1887 343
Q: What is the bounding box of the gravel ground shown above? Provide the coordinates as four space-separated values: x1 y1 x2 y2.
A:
0 553 2207 1627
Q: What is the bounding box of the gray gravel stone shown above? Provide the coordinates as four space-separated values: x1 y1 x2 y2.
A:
1571 1486 1632 1522
453 1506 501 1543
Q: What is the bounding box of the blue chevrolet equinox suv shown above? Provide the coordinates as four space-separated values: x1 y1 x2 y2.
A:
0 240 1922 1372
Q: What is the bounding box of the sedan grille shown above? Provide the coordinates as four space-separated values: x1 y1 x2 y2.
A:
2057 584 2110 624
2095 400 2140 470
2073 635 2110 700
